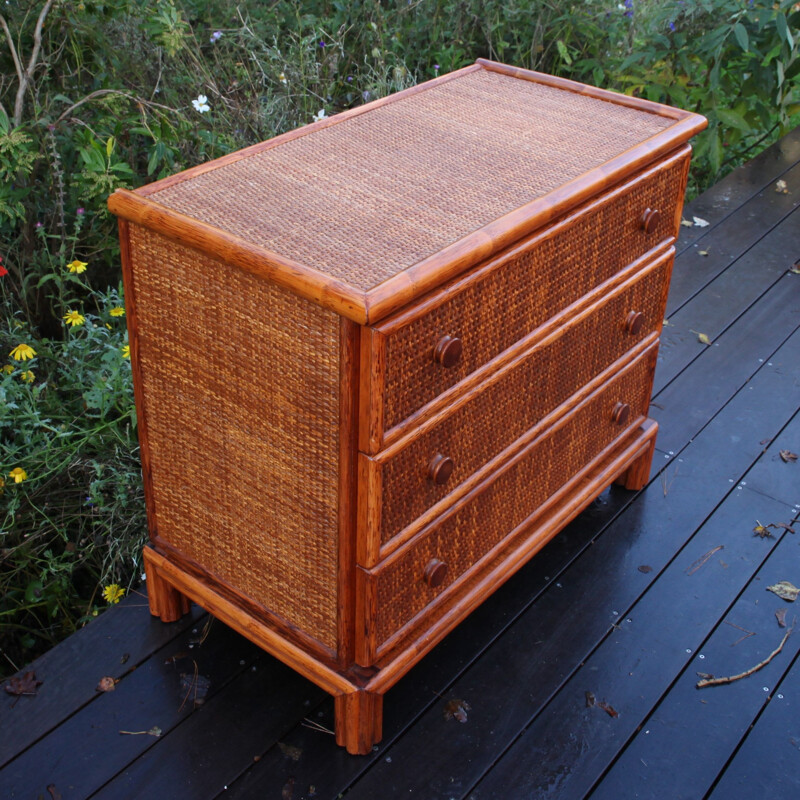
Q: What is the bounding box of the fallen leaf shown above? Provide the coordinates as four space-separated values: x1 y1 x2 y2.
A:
773 523 796 534
698 333 711 345
282 777 295 800
120 653 130 665
767 581 799 602
698 250 709 257
96 676 117 692
753 522 775 539
779 450 798 463
597 700 619 718
687 545 724 575
278 741 302 762
443 698 471 723
680 218 694 227
775 179 788 194
4 671 42 697
585 691 596 707
693 216 710 227
696 671 714 680
638 565 653 573
47 785 62 800
776 608 788 628
179 672 211 708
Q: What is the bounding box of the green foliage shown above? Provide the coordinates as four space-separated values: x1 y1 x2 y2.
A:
0 0 798 673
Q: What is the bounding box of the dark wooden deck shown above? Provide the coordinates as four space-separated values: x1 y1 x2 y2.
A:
3 130 800 800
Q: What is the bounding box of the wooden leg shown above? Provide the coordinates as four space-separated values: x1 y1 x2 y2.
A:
615 434 657 491
335 689 383 755
143 547 191 622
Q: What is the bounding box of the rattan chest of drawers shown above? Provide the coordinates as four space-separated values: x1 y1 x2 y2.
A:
108 60 706 754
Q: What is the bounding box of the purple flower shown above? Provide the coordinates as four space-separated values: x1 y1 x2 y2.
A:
669 21 675 31
434 64 440 70
210 30 222 43
347 75 353 82
36 221 43 228
319 40 325 48
362 90 371 102
76 207 85 215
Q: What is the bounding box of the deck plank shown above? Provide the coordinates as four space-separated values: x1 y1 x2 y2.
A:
665 160 800 316
0 619 259 799
706 648 800 798
654 206 798 395
586 506 800 800
676 126 800 253
467 487 791 800
0 593 204 769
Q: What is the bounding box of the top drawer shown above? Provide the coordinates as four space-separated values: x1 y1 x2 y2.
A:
360 147 690 453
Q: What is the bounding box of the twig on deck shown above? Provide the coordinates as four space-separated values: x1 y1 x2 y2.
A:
723 620 756 647
696 625 794 688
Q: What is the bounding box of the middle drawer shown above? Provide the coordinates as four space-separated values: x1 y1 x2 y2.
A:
358 248 672 560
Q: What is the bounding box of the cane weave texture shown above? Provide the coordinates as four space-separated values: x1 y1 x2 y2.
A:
372 346 657 645
150 68 673 290
380 152 688 431
378 257 671 542
128 225 341 648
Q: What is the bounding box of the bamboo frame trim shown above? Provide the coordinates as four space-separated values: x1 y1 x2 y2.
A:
108 66 706 325
144 546 355 696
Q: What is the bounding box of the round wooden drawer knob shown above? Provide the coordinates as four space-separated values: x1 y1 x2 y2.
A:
641 207 661 234
424 558 448 588
625 310 644 335
612 402 631 426
433 335 462 368
428 453 454 485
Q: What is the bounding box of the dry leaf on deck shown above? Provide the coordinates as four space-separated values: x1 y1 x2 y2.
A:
278 741 303 762
775 179 788 194
753 522 775 539
638 565 653 573
96 676 117 692
680 219 694 227
776 608 788 628
767 581 800 602
4 671 42 697
779 450 798 463
597 700 619 718
443 698 471 723
698 250 709 257
693 216 710 227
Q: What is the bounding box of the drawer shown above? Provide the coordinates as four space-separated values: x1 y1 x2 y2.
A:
360 147 689 452
358 342 658 654
359 249 672 552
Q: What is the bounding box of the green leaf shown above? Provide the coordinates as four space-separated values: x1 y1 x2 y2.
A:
776 13 793 49
716 108 751 132
784 58 800 82
733 22 749 52
556 39 572 65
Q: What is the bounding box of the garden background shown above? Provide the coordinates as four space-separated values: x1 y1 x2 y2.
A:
1 0 798 678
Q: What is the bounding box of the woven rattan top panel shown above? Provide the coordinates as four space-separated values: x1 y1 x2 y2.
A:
149 67 674 291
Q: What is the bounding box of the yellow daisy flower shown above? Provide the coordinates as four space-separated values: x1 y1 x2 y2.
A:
9 344 36 361
121 345 130 359
20 370 34 383
67 259 88 274
9 467 27 483
2 364 14 375
110 307 125 317
64 310 85 327
102 584 125 604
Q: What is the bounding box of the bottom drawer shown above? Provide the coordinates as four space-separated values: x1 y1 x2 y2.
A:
359 342 658 655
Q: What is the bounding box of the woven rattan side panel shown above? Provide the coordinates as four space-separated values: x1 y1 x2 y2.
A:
378 255 671 543
372 344 658 646
128 225 341 649
381 152 688 430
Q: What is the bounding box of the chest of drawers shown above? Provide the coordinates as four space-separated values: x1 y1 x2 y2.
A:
109 60 706 754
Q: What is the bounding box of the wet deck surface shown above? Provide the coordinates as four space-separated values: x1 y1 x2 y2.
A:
2 129 800 800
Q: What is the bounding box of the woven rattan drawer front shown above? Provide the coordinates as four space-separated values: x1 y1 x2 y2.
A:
367 148 689 446
367 250 672 548
362 342 658 650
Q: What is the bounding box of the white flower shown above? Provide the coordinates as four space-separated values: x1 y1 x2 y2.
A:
210 30 222 43
192 94 210 114
279 72 287 84
312 109 328 123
